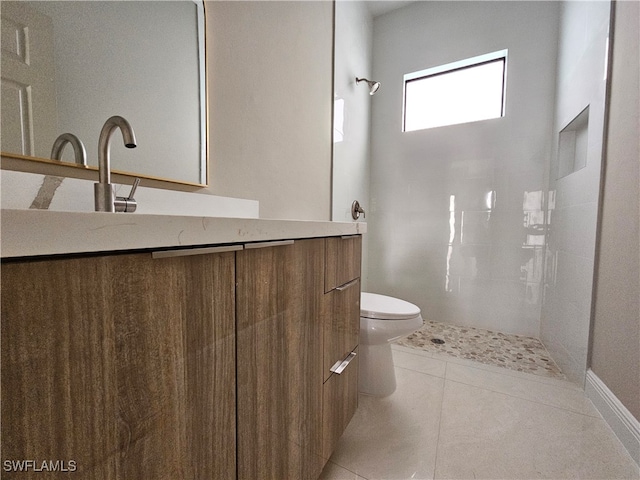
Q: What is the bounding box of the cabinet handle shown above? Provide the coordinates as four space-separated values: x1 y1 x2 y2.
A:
244 240 294 250
340 235 359 240
335 278 359 291
330 351 357 375
152 245 242 259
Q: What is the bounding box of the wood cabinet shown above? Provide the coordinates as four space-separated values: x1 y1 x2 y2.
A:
1 250 236 479
236 239 325 480
1 234 362 479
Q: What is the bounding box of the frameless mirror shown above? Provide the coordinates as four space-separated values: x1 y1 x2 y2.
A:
1 0 207 186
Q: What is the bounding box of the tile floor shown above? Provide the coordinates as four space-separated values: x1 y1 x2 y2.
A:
319 345 640 480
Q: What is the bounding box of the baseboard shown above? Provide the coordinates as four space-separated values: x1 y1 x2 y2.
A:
585 369 640 466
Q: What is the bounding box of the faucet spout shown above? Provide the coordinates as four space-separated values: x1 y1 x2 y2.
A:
97 115 137 185
95 115 137 212
50 133 88 166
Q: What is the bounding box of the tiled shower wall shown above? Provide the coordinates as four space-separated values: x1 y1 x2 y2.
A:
541 1 611 384
367 1 560 337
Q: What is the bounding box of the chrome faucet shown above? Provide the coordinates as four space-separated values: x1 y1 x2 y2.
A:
94 115 140 212
50 133 87 166
351 200 366 220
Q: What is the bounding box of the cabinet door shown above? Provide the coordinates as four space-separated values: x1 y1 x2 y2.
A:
2 256 118 479
1 251 236 479
156 252 236 480
236 239 324 480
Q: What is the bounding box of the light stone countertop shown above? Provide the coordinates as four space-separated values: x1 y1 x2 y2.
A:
1 209 366 259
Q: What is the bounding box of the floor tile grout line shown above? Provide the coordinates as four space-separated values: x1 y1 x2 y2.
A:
323 460 370 480
395 344 580 388
443 375 601 420
400 344 567 382
443 358 584 391
395 364 447 380
394 356 602 419
394 352 595 417
394 345 583 394
431 360 451 480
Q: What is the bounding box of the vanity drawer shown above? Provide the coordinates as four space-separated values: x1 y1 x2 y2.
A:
322 346 358 461
325 235 362 293
323 277 360 382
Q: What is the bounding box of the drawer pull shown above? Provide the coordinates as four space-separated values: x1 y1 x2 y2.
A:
340 235 359 239
152 245 242 259
335 278 359 291
244 240 294 250
330 351 357 375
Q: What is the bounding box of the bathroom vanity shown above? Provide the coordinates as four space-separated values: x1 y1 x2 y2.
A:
1 210 364 479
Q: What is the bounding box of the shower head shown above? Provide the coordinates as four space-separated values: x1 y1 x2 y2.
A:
356 77 381 95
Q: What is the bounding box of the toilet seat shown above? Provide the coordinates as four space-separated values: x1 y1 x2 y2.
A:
360 292 421 321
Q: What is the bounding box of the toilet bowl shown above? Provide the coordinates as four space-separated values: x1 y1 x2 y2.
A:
359 292 423 396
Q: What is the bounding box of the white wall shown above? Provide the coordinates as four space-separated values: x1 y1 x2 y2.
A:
333 0 373 288
367 1 559 336
541 1 611 384
207 1 334 220
590 0 640 421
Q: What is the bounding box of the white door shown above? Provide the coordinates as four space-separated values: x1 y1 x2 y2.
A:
1 2 57 158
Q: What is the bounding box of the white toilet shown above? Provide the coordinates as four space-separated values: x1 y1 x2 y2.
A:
359 292 423 396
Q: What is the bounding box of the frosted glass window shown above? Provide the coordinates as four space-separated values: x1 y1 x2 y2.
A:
403 50 507 132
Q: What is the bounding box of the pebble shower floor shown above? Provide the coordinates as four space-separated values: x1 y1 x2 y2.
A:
395 321 565 379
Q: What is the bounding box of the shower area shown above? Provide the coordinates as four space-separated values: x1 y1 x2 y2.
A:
333 1 611 385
